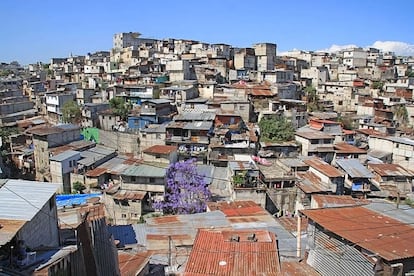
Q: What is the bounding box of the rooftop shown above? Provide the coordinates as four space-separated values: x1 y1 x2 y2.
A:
143 145 177 155
183 229 280 276
368 163 414 177
295 131 334 140
304 158 344 178
301 206 414 261
335 159 374 178
334 142 367 154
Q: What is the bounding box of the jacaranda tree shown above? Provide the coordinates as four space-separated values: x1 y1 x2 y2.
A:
154 159 211 215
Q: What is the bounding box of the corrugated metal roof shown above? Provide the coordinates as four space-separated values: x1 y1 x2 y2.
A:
143 145 177 155
368 163 414 177
334 142 367 154
301 206 414 261
336 159 373 178
174 111 216 121
207 201 268 217
0 179 59 221
121 164 166 177
281 261 321 276
113 190 146 200
312 194 370 208
296 171 331 194
184 229 280 276
295 131 334 140
304 158 344 178
183 121 213 130
118 250 150 276
50 150 80 162
0 219 26 246
363 199 414 225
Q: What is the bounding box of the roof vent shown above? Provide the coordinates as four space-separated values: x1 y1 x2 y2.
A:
247 233 257 242
230 235 240 242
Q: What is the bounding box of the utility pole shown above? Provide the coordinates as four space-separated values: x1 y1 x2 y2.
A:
297 215 302 258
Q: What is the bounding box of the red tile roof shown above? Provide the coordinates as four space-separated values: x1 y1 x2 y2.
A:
301 206 414 261
184 229 280 275
304 158 344 178
356 128 386 136
143 145 177 155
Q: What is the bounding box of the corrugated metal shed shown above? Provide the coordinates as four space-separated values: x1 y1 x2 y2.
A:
183 229 280 276
296 171 331 194
301 206 414 261
121 164 166 177
50 150 80 162
306 226 374 276
336 159 374 178
312 194 370 208
0 179 59 221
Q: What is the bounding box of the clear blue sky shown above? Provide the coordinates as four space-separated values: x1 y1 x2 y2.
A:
1 0 413 65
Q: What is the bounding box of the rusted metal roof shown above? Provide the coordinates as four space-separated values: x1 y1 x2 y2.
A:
143 145 177 155
277 217 308 233
207 201 268 217
356 128 386 136
0 219 26 246
113 190 146 201
249 89 274 96
304 158 344 178
312 194 370 208
183 229 280 276
295 131 334 140
368 163 414 177
281 261 321 276
301 206 414 261
85 167 108 177
296 171 331 193
334 142 366 154
118 251 150 276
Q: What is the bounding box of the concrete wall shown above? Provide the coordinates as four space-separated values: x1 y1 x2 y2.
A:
98 129 140 156
231 189 266 207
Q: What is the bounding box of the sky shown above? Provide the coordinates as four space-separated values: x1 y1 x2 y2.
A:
1 0 413 65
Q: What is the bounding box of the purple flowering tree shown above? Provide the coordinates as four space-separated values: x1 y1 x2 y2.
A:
154 159 211 215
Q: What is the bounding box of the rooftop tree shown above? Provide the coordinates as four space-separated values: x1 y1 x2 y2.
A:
258 116 295 143
154 159 211 215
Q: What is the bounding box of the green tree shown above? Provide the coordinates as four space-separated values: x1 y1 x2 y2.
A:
109 97 132 121
258 116 295 143
338 115 356 130
304 85 321 112
62 101 82 124
72 181 86 193
394 105 408 126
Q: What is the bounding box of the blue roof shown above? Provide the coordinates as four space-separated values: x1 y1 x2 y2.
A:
56 193 102 208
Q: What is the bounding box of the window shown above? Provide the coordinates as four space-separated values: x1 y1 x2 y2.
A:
109 116 112 120
121 214 127 218
405 157 409 161
131 176 136 182
156 134 161 139
142 133 147 138
149 177 155 183
155 154 161 159
239 105 245 111
338 100 343 106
